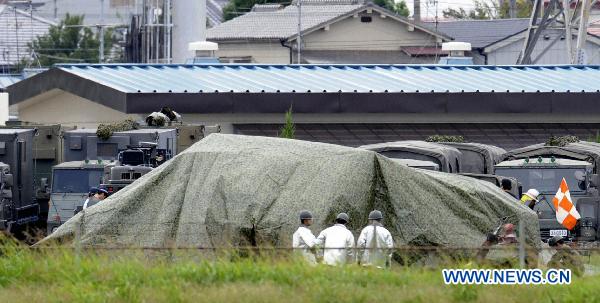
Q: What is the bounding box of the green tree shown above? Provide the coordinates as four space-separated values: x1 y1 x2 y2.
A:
374 0 410 16
279 106 295 139
28 14 115 67
223 0 410 21
443 0 532 20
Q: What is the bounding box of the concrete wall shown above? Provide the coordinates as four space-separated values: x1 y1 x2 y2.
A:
486 30 600 65
12 89 141 128
215 42 291 63
0 92 8 126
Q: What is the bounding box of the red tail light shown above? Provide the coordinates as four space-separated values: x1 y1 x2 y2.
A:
107 187 114 193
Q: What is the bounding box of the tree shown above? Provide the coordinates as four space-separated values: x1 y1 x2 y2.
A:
442 0 532 20
279 106 295 139
223 0 410 21
28 14 115 67
223 0 289 21
374 0 410 17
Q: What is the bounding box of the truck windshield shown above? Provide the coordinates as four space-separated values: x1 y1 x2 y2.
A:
494 167 588 193
52 169 104 193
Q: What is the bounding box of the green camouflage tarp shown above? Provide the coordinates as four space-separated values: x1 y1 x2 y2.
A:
39 134 541 249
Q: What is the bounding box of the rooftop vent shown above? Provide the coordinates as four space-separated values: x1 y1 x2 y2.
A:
186 41 220 64
439 42 473 65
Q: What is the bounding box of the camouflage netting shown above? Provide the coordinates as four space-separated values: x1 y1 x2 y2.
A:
96 119 139 140
38 134 541 250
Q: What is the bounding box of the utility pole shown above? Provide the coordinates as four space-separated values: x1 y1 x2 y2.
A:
562 0 573 62
575 0 593 64
99 0 105 63
297 0 302 64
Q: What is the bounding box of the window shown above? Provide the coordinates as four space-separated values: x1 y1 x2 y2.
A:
361 16 372 23
97 143 118 158
52 169 104 193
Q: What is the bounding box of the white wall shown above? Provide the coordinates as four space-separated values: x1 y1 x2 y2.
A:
215 42 291 63
486 30 600 65
14 89 141 128
0 93 8 126
302 13 437 51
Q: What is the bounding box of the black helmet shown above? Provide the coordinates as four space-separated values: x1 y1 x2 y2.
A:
368 210 383 220
299 210 313 221
548 235 564 247
336 212 349 223
501 178 512 190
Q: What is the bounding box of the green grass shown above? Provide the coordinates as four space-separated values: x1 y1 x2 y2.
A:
2 242 600 303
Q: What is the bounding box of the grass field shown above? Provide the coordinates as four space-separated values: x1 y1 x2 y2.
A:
1 241 600 303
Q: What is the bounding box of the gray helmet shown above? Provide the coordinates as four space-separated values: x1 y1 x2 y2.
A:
299 210 313 221
548 235 564 247
368 210 383 220
336 212 349 223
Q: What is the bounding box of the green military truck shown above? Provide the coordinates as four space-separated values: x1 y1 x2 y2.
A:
497 141 600 243
46 160 105 234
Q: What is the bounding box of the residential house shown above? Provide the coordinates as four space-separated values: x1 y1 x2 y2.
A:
207 0 450 64
427 19 600 65
0 4 55 70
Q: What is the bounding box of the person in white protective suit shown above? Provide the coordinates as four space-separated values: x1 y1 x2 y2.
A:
357 210 394 268
314 213 355 266
292 210 317 264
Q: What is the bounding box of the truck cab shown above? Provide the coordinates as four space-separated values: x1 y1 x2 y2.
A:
46 161 105 234
494 157 597 241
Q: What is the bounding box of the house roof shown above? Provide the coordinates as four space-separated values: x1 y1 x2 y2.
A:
0 5 55 66
8 63 600 115
423 19 530 49
0 74 22 90
207 2 448 41
25 63 600 93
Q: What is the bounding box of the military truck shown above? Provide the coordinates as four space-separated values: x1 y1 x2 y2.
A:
496 145 600 243
63 128 178 162
46 160 105 234
100 143 159 194
390 159 440 171
0 129 40 237
438 142 506 175
359 141 462 173
47 129 179 233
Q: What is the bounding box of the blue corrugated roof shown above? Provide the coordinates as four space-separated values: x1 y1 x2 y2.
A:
0 74 23 90
54 64 600 93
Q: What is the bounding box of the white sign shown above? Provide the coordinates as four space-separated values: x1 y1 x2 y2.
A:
549 229 568 237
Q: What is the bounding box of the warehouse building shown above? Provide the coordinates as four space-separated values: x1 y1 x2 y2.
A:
7 63 600 149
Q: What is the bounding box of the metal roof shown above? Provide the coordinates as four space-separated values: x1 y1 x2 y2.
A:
423 19 530 49
49 64 600 93
0 74 22 90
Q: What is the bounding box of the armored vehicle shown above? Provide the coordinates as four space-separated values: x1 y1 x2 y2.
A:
46 160 105 234
438 142 506 175
63 128 178 162
100 144 159 194
495 156 599 242
0 129 39 236
360 141 462 173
